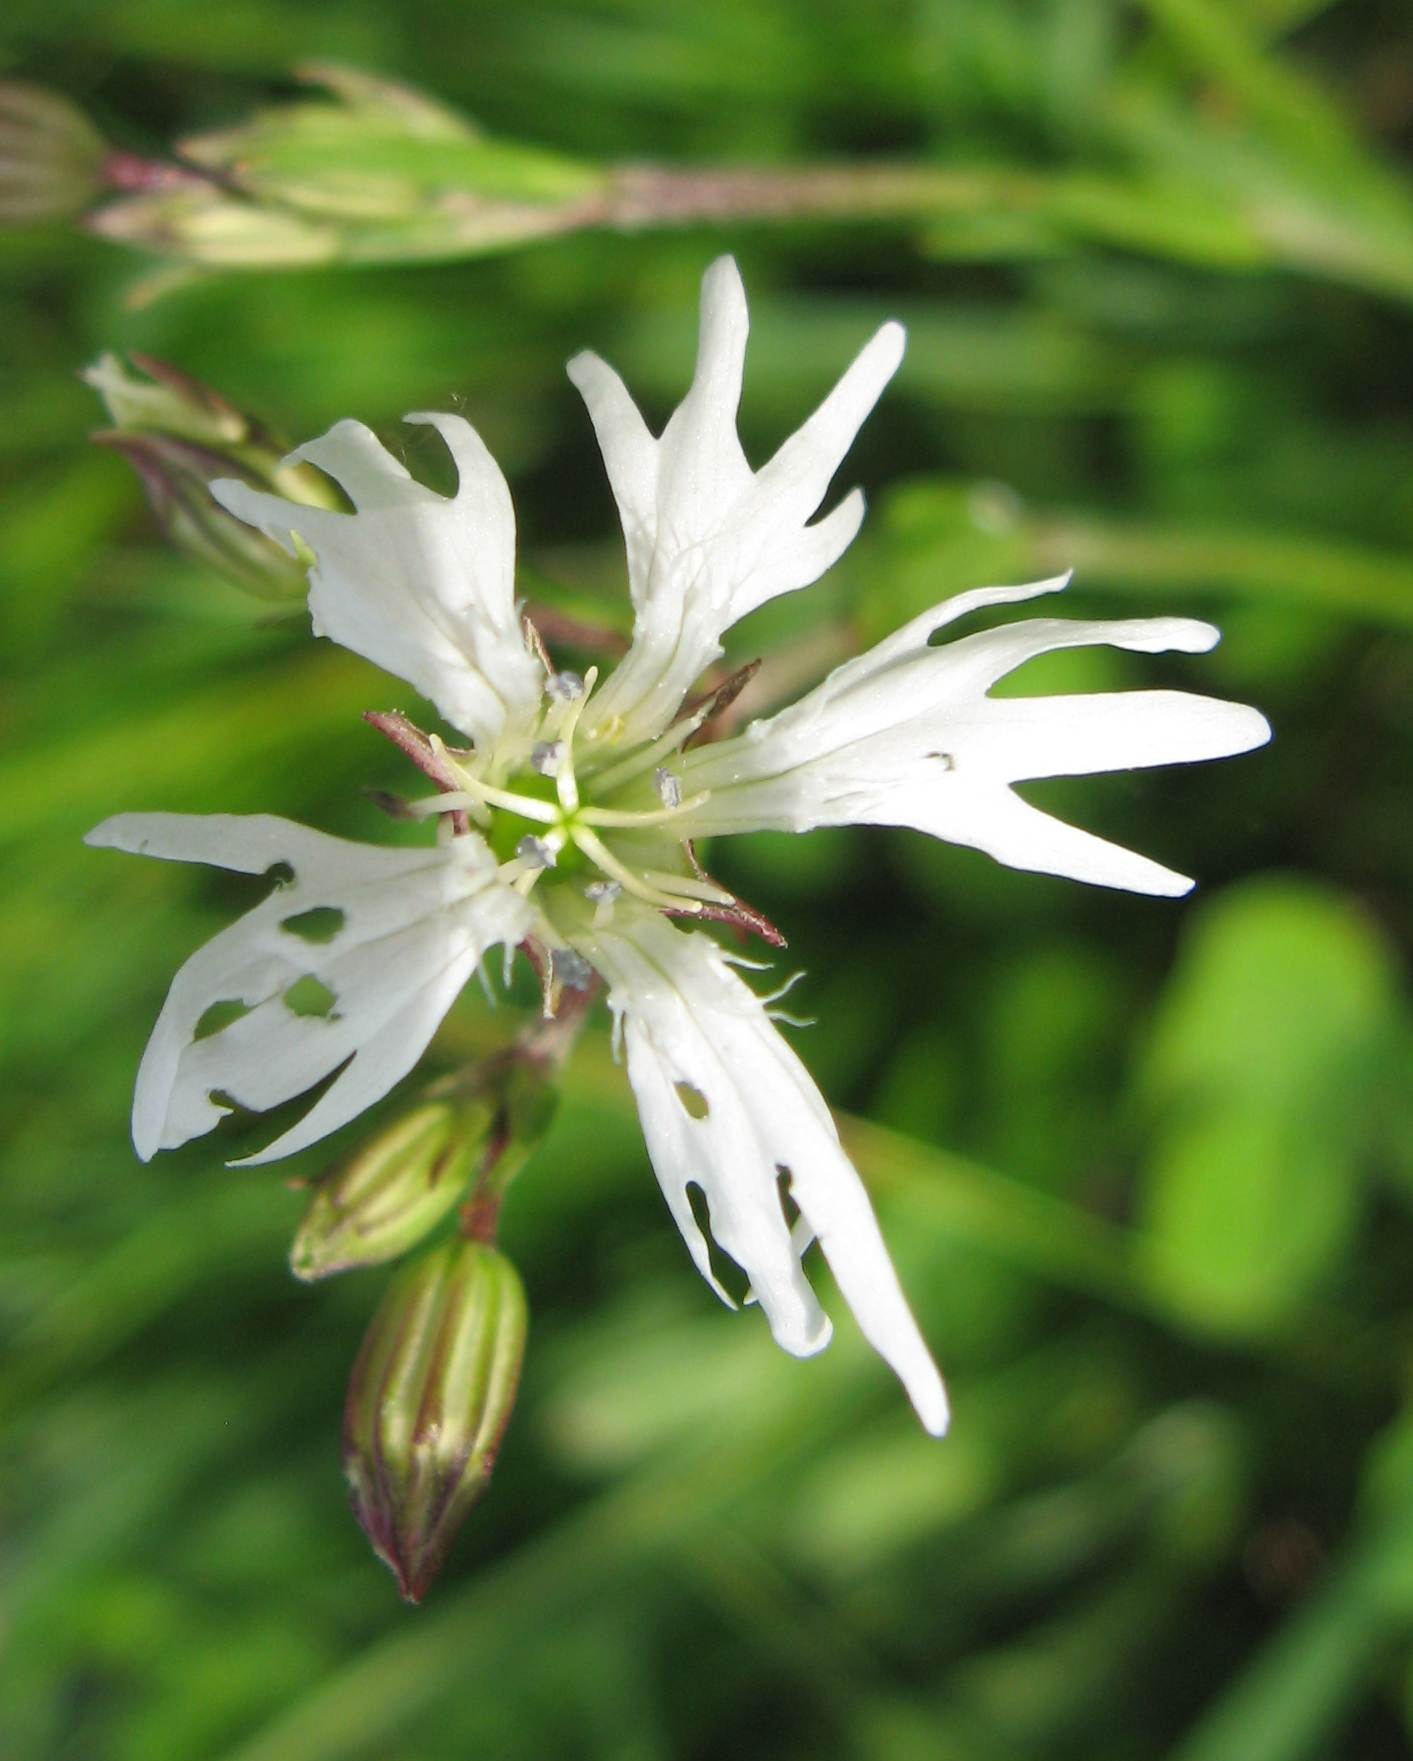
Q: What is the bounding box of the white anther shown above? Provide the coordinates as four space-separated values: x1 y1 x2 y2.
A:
547 670 585 703
517 834 558 870
531 741 564 776
654 767 682 810
585 878 622 926
552 948 594 991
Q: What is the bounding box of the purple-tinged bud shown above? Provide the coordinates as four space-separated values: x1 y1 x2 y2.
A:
85 351 252 448
84 353 338 599
0 81 106 224
291 1101 494 1282
87 64 606 269
344 1240 528 1601
93 428 311 597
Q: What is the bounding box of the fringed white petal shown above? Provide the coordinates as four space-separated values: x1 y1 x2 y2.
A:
85 813 533 1164
573 906 948 1435
569 256 904 746
677 578 1271 896
211 415 544 759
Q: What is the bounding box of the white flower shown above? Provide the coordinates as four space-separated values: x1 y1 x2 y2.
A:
90 256 1271 1430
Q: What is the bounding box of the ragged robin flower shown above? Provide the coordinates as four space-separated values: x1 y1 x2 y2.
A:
87 258 1270 1435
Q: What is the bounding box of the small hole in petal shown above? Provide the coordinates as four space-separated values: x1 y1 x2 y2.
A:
281 907 346 944
265 860 296 887
674 1081 710 1120
685 1182 750 1305
775 1165 802 1231
283 975 338 1019
193 999 254 1041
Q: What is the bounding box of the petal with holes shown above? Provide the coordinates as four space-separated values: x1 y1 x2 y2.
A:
86 813 533 1163
567 903 948 1435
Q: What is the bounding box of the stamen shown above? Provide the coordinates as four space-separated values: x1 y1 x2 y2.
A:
585 878 621 926
554 666 599 815
516 834 559 870
450 774 560 824
552 948 594 992
499 860 547 898
569 824 704 912
546 670 584 703
655 768 682 810
578 790 711 830
587 708 708 794
530 741 563 777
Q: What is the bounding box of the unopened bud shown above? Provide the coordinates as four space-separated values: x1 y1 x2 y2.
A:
0 81 107 224
85 353 339 599
344 1240 528 1601
88 185 337 267
88 64 607 270
291 1101 492 1282
85 351 251 448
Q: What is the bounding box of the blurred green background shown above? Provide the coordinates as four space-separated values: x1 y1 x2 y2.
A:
3 2 1413 1758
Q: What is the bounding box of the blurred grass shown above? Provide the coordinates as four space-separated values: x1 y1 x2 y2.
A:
3 2 1413 1759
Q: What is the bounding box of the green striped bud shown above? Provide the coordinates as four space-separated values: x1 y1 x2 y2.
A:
344 1240 528 1601
0 81 106 224
291 1101 492 1282
89 64 607 269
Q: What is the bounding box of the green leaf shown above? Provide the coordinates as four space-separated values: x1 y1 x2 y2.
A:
1137 878 1402 1332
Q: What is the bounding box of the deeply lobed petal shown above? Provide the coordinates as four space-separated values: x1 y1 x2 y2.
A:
675 577 1271 895
569 256 904 747
86 813 533 1164
212 415 544 761
563 902 948 1435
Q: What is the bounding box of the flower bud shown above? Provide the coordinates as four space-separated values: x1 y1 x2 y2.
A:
85 353 339 599
89 64 607 269
0 81 107 224
344 1240 528 1601
87 185 338 267
291 1100 491 1282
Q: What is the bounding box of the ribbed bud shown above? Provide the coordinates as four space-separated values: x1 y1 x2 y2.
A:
344 1240 528 1601
0 81 107 224
84 353 338 599
87 64 606 268
291 1101 492 1282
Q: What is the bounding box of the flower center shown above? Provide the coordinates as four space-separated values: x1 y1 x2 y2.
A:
412 669 727 914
